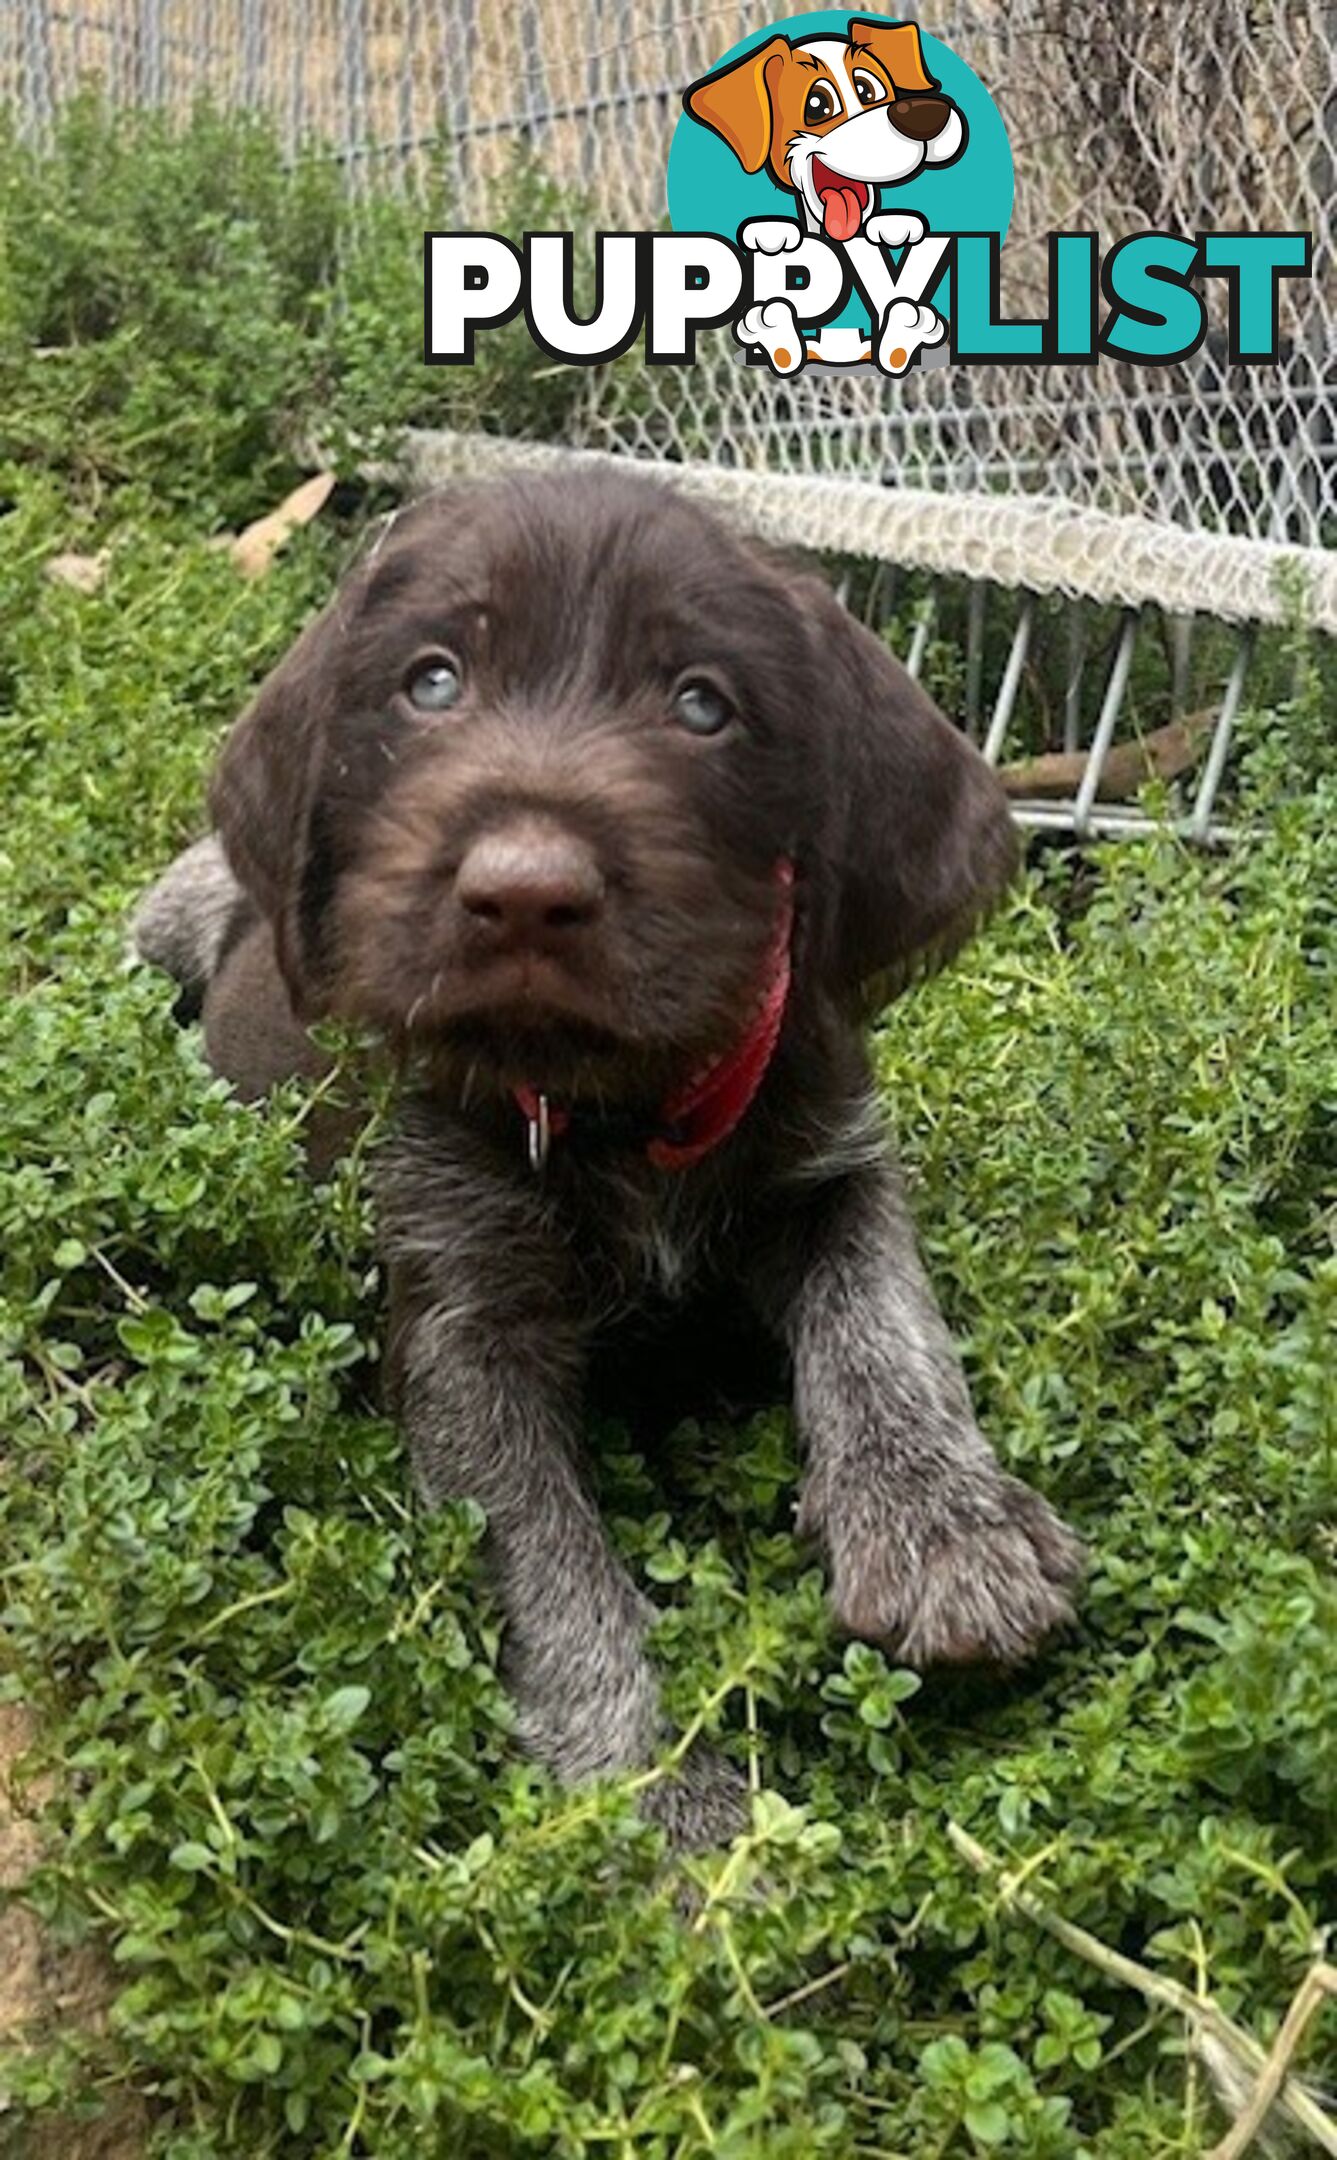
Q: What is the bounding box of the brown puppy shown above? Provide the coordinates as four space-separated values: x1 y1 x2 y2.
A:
134 471 1082 1845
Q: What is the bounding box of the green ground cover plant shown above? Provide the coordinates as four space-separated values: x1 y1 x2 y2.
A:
0 96 601 522
1 102 1333 2159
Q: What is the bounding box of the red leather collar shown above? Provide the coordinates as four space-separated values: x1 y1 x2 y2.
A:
514 858 794 1173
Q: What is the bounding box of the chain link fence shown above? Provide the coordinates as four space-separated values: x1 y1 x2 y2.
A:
4 1 1333 830
5 3 1332 562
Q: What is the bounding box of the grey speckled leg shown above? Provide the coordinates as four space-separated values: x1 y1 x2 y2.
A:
751 1162 1084 1668
397 1293 748 1846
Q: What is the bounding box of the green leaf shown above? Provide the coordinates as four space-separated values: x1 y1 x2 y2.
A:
323 1684 371 1732
964 2101 1012 2146
168 1841 215 1873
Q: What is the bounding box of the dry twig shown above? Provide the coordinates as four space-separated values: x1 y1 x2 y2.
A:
948 1822 1337 2156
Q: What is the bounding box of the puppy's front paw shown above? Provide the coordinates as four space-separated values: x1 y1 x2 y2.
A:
739 217 804 255
864 210 927 251
805 1473 1084 1669
639 1744 750 1849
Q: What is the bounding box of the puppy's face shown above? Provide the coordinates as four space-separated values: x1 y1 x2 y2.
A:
303 482 812 1098
211 473 1015 1104
685 17 966 242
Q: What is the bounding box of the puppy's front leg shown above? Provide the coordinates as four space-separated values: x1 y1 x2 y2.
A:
389 1246 747 1846
755 1163 1083 1667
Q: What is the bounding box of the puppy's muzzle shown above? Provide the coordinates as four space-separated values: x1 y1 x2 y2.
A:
888 94 952 142
455 815 605 958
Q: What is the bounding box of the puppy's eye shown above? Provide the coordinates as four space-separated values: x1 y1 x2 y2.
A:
804 83 837 126
405 656 462 713
852 68 886 107
673 679 734 737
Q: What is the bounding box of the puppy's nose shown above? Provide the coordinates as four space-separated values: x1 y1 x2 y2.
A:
888 94 951 141
455 822 605 946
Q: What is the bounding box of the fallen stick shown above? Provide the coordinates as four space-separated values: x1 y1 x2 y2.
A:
999 709 1215 801
947 1822 1337 2156
1206 1960 1337 2160
230 470 336 580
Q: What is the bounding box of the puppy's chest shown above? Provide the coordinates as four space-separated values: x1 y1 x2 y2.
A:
564 1164 726 1315
377 1102 736 1322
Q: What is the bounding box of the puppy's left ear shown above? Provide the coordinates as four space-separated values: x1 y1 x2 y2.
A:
807 581 1019 1002
208 600 343 1020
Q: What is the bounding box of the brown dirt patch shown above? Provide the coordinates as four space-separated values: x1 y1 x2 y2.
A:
0 1705 146 2160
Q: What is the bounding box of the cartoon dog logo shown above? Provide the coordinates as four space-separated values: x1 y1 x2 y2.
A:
684 17 966 374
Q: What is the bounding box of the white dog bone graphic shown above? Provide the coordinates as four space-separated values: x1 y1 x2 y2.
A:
875 298 946 376
863 210 927 252
735 298 806 375
739 218 804 255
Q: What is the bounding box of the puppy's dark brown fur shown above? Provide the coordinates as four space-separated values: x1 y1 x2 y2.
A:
135 471 1082 1845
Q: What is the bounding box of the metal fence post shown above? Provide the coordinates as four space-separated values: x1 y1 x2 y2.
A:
135 0 164 105
19 0 57 135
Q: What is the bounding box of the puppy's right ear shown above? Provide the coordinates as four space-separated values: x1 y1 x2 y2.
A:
797 577 1020 1006
684 35 790 173
208 603 337 1019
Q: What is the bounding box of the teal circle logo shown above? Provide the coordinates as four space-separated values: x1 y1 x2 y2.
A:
668 12 1012 351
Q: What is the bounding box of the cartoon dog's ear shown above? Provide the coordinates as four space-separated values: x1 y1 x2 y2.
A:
684 35 790 174
208 600 343 1020
847 17 939 93
802 577 1018 1002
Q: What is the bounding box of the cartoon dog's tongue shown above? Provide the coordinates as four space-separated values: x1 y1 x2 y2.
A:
811 162 869 243
821 184 864 242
